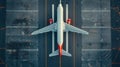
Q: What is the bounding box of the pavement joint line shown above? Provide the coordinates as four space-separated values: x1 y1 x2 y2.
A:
72 0 76 67
45 0 48 67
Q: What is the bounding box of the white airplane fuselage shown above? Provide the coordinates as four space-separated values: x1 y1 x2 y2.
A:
57 4 64 56
57 4 64 45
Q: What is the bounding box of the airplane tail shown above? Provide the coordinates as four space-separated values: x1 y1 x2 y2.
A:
49 49 71 57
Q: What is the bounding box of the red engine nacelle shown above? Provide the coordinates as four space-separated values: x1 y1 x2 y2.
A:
66 18 72 24
48 18 53 24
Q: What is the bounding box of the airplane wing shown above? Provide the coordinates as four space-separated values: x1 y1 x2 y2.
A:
64 23 89 35
31 23 56 35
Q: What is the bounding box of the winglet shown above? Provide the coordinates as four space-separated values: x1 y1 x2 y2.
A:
85 31 89 35
31 31 36 35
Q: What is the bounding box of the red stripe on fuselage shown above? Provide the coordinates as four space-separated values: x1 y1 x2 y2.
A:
58 44 63 57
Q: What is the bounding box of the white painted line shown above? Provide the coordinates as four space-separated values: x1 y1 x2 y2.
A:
6 10 38 12
82 49 111 51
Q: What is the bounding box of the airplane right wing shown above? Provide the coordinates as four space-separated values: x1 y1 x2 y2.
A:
64 23 89 35
31 23 56 35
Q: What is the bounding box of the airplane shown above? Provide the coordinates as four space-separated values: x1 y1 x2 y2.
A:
31 0 89 57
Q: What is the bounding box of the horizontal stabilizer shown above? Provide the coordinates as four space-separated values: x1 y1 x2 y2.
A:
49 50 59 57
49 49 72 57
62 50 72 56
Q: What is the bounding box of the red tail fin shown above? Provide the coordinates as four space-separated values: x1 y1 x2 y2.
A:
58 45 63 57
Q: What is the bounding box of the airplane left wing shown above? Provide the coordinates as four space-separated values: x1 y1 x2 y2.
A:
31 23 56 35
64 23 89 35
